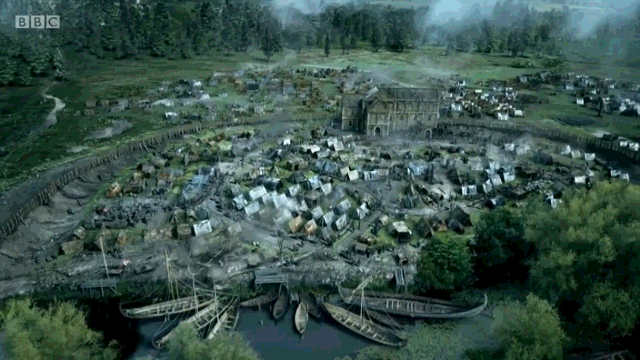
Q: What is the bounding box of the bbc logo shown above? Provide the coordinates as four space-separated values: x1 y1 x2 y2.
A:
15 15 60 29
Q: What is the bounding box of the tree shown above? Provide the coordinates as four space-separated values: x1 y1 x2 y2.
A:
527 181 640 339
416 232 473 291
477 19 495 53
0 299 118 360
324 33 331 57
350 34 358 52
166 322 260 360
370 22 382 52
473 207 532 284
340 33 347 54
492 294 567 360
260 17 281 62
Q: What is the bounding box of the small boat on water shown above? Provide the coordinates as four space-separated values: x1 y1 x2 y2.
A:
294 302 308 335
120 295 216 319
153 297 230 349
239 290 278 308
206 304 240 340
323 303 406 348
339 287 488 319
272 289 289 321
300 292 321 319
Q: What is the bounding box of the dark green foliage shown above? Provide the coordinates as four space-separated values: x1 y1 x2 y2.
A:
527 181 640 340
324 34 331 57
0 299 118 360
166 322 260 360
473 207 532 284
492 294 567 360
416 232 473 291
260 16 282 62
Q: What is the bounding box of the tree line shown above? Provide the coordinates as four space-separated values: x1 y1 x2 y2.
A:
0 0 427 87
415 181 640 358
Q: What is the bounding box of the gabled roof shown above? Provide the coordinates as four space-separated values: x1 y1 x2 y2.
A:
342 93 362 108
378 87 439 101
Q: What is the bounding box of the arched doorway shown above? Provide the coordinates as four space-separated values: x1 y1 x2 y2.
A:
374 127 381 136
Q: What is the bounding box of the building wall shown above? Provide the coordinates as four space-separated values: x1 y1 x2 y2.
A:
365 100 439 136
341 106 358 130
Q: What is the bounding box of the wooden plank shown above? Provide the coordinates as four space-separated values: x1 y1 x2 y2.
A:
0 249 23 260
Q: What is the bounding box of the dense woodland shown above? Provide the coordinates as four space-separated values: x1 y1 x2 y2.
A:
2 0 640 86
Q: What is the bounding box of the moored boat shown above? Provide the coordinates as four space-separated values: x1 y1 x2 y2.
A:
322 303 406 347
153 297 227 349
205 304 239 340
294 302 308 335
239 290 278 308
364 308 405 334
272 289 289 321
120 295 216 319
339 287 488 319
300 292 321 319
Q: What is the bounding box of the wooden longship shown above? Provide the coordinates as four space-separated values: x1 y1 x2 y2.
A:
365 308 404 331
322 303 407 347
239 291 278 308
153 296 233 349
206 304 240 340
294 302 308 335
339 287 488 319
120 295 216 319
272 290 289 321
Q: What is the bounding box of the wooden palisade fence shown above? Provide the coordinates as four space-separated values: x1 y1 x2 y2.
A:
0 114 319 243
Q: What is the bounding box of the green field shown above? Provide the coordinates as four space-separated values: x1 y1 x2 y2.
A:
2 41 640 190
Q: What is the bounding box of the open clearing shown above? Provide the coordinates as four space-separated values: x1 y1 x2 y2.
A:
2 43 640 191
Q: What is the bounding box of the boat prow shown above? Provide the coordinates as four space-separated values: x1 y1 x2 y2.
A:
239 291 278 308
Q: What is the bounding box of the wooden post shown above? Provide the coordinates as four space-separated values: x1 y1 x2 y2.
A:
101 237 110 279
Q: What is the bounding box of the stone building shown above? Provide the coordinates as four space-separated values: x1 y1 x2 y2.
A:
341 87 440 136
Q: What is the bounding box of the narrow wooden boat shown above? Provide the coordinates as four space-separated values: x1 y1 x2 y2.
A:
322 303 406 348
239 290 278 308
364 308 404 332
153 297 228 349
206 304 240 340
294 302 308 335
300 292 322 319
272 290 289 321
120 295 216 319
339 287 488 319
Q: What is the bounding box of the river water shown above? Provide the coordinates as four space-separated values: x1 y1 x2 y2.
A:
127 306 374 360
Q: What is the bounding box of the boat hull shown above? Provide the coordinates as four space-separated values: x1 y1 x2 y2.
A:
120 296 216 319
339 287 488 319
323 303 406 348
239 291 278 308
294 302 308 335
272 291 289 321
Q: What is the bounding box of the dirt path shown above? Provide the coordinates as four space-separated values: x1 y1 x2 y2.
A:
41 82 66 129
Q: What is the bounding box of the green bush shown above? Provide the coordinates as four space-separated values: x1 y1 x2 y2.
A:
540 57 564 68
416 232 473 291
509 59 535 68
0 299 118 360
492 294 567 360
166 322 260 360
